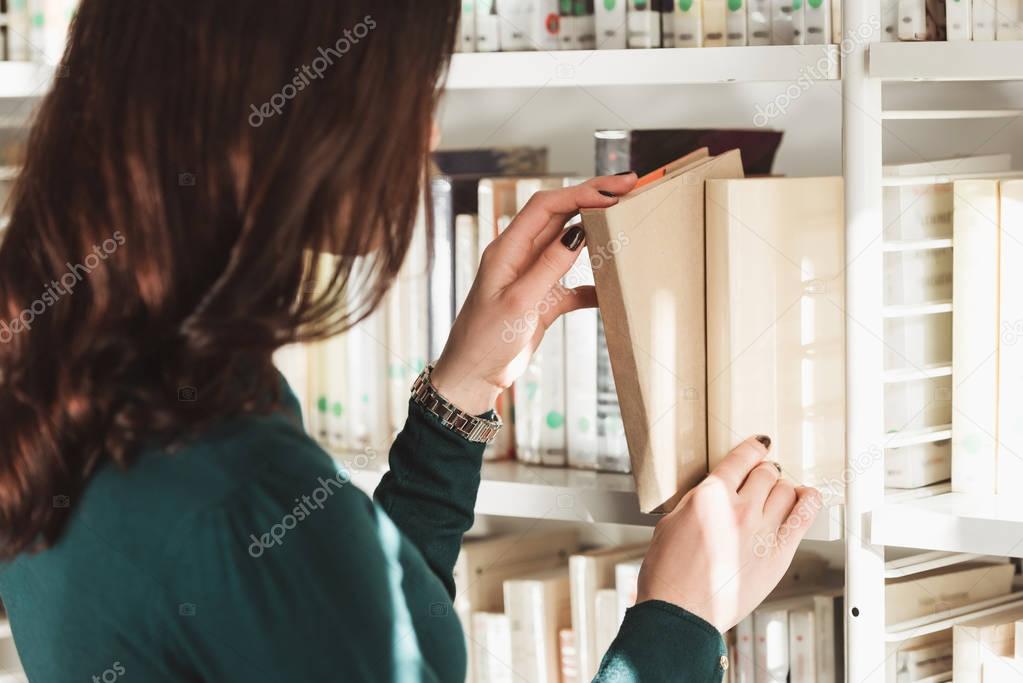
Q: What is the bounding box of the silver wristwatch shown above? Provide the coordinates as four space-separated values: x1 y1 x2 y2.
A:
411 365 503 444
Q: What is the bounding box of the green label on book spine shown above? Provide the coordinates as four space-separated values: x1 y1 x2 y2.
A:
604 0 616 10
679 0 693 11
808 0 823 7
728 0 743 11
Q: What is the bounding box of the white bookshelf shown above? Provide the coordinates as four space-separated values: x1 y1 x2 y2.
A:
345 456 844 541
446 44 840 89
870 41 1023 81
0 62 55 99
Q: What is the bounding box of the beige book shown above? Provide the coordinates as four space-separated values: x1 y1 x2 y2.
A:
559 628 579 683
998 181 1023 494
569 544 646 681
951 180 1001 495
472 612 514 683
953 606 1023 683
581 149 745 513
788 608 815 683
455 531 579 682
894 639 951 682
706 177 845 486
593 588 620 666
504 567 572 683
885 562 1014 625
614 558 644 626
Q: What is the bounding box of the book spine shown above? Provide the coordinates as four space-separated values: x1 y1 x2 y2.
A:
881 0 901 40
540 317 568 466
727 0 749 45
593 588 620 659
897 642 953 682
885 441 951 488
997 0 1023 39
595 0 628 48
704 0 728 45
803 0 831 44
999 181 1023 494
514 348 544 464
565 249 600 470
674 0 705 47
428 177 455 363
476 0 503 51
831 0 842 43
660 0 676 47
813 596 837 683
973 0 998 39
735 616 755 683
945 0 972 39
596 322 631 472
753 609 790 683
614 561 641 625
788 608 815 683
454 214 478 316
457 0 477 51
951 181 1001 495
577 0 597 49
748 0 772 44
560 629 579 683
561 0 580 49
473 612 515 683
497 0 532 50
898 0 928 40
535 0 563 50
626 0 662 47
770 0 797 44
343 307 389 455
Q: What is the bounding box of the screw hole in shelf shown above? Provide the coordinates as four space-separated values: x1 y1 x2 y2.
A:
851 607 860 617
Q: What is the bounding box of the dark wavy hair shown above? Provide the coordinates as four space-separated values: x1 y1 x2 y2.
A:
0 0 458 558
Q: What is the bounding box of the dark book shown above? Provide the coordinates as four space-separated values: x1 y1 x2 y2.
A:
593 128 784 177
432 147 548 177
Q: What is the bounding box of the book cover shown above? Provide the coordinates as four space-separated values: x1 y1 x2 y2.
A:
727 0 749 45
433 146 549 178
593 588 620 663
569 545 646 680
951 180 1000 495
582 150 745 513
476 0 503 51
674 0 704 47
504 568 572 683
595 0 628 48
535 0 563 49
704 0 728 45
748 0 772 44
945 0 971 39
595 128 784 178
706 177 846 488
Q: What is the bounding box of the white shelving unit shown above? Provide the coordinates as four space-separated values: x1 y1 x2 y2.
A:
0 62 55 100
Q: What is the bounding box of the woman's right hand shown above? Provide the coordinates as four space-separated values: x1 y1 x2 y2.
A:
635 437 822 633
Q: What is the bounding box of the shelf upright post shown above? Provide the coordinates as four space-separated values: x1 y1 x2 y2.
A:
842 1 888 681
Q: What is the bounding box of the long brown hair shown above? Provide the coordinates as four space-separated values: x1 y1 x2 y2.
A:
0 0 458 558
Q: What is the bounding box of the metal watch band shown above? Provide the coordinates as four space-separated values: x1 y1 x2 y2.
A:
410 365 503 444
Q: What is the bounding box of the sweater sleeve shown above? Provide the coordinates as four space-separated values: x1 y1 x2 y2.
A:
594 601 728 683
373 399 486 598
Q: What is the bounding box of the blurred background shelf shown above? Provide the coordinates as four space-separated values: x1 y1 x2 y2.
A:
870 41 1023 82
0 63 55 100
446 44 840 90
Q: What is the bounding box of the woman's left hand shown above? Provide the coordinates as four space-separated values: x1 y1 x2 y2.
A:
431 173 638 415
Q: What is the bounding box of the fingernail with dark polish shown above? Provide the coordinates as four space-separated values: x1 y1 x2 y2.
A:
615 170 636 176
561 226 585 251
755 435 772 450
772 461 782 474
599 190 616 198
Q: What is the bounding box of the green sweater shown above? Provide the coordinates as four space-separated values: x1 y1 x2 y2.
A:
0 380 726 682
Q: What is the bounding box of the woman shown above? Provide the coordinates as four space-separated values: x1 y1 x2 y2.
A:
0 1 821 681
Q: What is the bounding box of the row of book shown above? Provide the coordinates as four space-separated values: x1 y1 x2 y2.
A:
458 0 844 53
931 0 1023 41
454 530 846 683
0 0 76 63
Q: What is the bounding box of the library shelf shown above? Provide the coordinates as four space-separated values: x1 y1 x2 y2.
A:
445 44 840 90
343 456 844 541
0 62 54 99
871 492 1023 556
870 40 1023 82
883 423 951 449
881 109 1023 120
